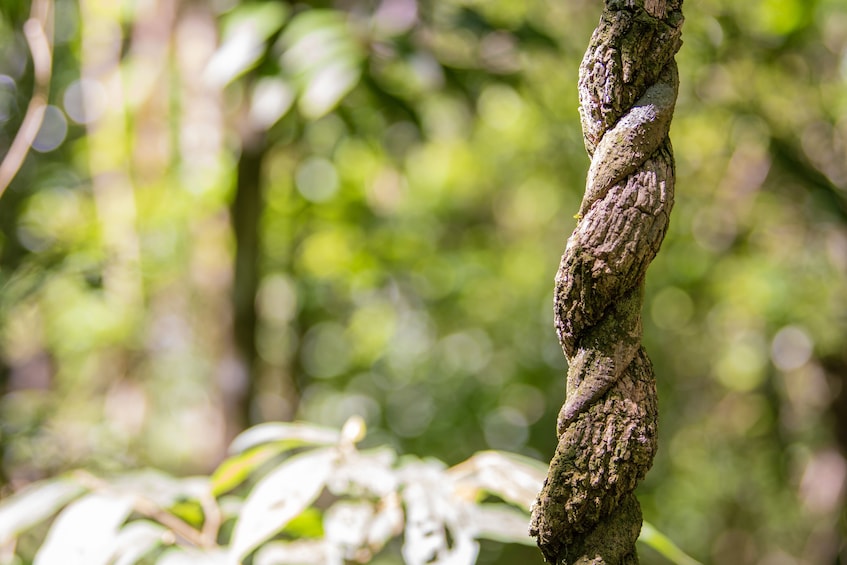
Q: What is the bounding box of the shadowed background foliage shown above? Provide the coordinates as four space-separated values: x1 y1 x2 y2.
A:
0 0 846 563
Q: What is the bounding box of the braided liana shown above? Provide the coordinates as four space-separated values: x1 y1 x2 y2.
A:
530 2 684 564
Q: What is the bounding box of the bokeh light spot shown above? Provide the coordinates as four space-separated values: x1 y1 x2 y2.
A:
63 78 107 124
297 229 354 279
439 330 492 376
651 286 694 330
33 105 68 152
714 338 768 392
301 322 351 379
478 83 524 130
771 326 813 372
499 383 546 425
374 0 418 36
256 273 298 324
0 75 16 122
386 386 434 438
483 406 528 451
295 157 339 202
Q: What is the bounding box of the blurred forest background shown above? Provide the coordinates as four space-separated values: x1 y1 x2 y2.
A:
1 0 846 563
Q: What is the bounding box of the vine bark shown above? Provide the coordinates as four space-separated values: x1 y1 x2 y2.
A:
530 1 684 563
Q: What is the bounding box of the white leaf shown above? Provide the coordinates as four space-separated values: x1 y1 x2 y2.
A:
156 548 229 565
204 3 288 88
278 11 356 76
228 422 340 455
281 27 346 76
298 62 361 120
275 10 363 121
252 541 327 565
467 504 534 546
439 531 479 565
0 478 85 543
112 521 168 565
324 501 373 552
253 540 327 565
218 495 244 520
401 477 479 565
447 451 546 510
326 446 397 497
204 28 266 88
249 78 295 130
34 493 135 565
366 492 404 550
112 470 209 508
229 447 337 562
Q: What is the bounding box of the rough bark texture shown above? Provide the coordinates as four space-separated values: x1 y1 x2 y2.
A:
530 1 684 563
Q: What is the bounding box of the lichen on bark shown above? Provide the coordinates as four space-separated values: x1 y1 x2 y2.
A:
530 1 684 563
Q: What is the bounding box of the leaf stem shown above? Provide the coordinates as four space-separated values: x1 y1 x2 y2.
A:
0 0 54 199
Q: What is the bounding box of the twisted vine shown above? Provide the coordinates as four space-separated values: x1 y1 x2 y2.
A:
530 1 684 563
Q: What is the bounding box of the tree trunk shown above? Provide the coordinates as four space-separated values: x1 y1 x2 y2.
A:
530 1 684 563
230 130 266 429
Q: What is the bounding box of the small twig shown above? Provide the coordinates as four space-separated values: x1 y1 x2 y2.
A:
0 0 54 199
199 488 223 546
0 537 17 564
132 495 210 548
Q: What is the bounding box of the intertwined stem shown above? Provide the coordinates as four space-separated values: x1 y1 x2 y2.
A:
530 1 684 563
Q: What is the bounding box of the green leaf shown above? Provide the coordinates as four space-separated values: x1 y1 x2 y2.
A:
228 447 338 562
638 521 703 565
276 10 349 50
211 443 281 496
0 477 86 543
167 500 205 529
221 2 289 42
281 507 324 539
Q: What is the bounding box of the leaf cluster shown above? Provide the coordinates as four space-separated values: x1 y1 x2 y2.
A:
0 418 546 565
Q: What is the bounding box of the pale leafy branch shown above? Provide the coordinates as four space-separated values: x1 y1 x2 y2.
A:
0 417 545 565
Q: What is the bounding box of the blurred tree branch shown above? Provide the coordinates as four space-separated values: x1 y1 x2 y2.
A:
0 0 54 199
